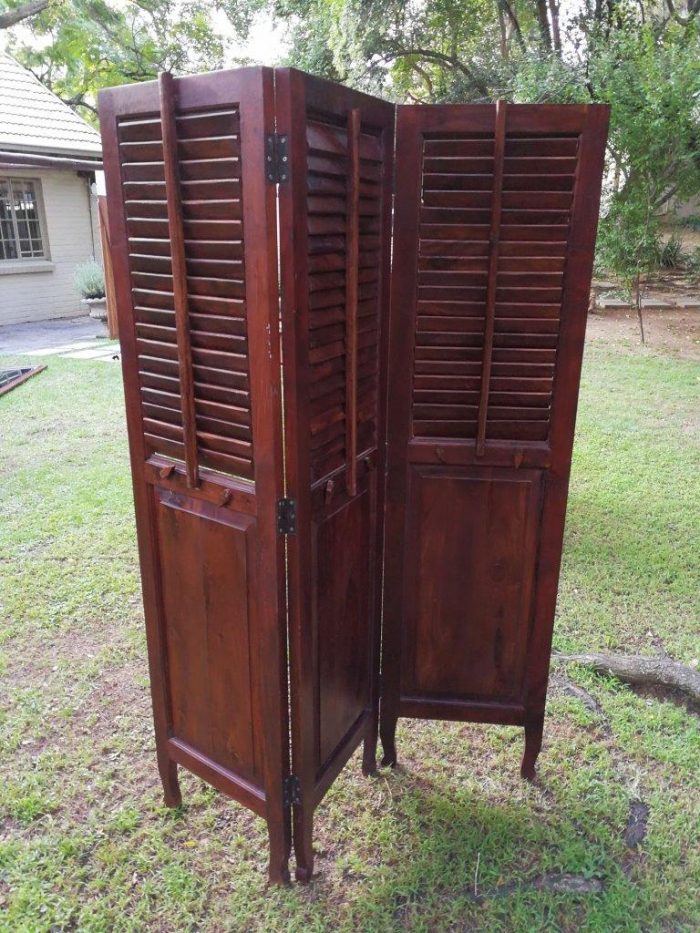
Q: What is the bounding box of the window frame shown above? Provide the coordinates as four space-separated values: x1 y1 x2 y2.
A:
0 176 51 264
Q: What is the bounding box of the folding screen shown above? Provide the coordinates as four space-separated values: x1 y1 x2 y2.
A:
99 67 609 884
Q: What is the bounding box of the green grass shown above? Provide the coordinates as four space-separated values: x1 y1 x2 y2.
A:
0 344 698 932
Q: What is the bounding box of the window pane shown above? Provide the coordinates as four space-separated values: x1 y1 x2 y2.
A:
0 178 45 260
0 181 18 259
0 236 18 260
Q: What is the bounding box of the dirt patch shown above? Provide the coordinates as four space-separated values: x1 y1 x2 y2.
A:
469 872 605 903
587 306 700 360
624 800 649 849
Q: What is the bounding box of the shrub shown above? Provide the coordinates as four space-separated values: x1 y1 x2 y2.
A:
73 260 105 299
659 234 686 269
685 247 700 282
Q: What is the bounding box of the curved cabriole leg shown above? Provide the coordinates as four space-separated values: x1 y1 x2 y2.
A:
159 757 182 808
267 815 291 885
521 714 545 781
293 803 314 882
380 716 398 768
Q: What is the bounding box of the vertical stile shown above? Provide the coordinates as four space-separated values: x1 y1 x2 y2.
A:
158 71 199 488
476 99 507 457
345 108 361 496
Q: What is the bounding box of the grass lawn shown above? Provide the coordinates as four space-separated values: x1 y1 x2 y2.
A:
0 335 698 932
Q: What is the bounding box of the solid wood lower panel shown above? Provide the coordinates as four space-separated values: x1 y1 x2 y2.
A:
154 488 262 787
168 738 267 817
313 488 373 770
400 465 542 705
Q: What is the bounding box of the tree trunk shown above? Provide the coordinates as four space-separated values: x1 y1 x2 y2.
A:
548 0 563 52
634 272 645 344
535 0 553 49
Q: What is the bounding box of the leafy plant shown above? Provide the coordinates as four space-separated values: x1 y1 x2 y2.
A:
684 246 700 281
73 260 105 300
659 234 686 269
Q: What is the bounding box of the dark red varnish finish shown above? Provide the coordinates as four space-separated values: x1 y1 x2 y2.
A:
99 67 609 884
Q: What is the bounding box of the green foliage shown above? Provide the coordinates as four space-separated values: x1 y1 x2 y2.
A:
591 22 700 283
659 233 686 269
596 198 660 296
684 245 700 280
73 259 105 299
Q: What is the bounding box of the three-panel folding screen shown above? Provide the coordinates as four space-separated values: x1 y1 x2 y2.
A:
98 67 609 884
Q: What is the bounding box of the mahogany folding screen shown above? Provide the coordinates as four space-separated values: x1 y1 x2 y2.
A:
99 67 608 884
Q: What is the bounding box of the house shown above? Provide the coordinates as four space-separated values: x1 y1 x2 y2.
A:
0 53 103 325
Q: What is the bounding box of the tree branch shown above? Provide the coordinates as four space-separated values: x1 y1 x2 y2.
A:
664 0 700 26
498 0 526 53
534 0 553 50
548 0 562 53
0 0 50 29
380 47 490 98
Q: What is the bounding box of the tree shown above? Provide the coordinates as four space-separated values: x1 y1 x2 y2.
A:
593 22 700 341
0 0 234 119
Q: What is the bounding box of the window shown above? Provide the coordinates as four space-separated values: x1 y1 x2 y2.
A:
0 178 48 261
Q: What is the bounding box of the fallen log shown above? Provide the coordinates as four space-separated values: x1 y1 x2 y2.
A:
553 653 700 704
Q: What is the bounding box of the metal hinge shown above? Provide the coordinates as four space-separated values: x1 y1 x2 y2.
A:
283 774 301 807
265 134 289 184
277 497 297 535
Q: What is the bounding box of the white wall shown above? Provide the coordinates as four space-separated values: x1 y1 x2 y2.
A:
0 167 99 325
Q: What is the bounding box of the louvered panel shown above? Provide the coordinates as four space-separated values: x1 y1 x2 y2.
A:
118 105 253 480
305 115 347 480
411 128 579 445
304 115 384 480
413 131 491 441
118 113 180 464
102 67 298 886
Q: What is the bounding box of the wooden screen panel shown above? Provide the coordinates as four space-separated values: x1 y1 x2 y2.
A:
276 69 394 882
382 103 609 779
306 116 384 480
99 67 291 884
400 468 541 702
